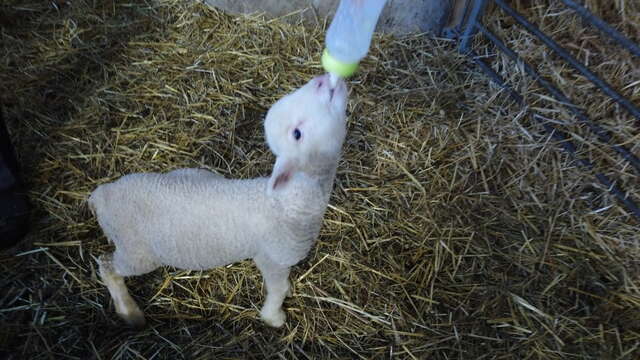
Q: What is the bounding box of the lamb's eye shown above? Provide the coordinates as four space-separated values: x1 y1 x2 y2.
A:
293 128 302 141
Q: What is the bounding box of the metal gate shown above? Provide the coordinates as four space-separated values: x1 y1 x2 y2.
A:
446 0 640 220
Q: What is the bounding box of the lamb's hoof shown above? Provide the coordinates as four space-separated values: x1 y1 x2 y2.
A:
260 308 286 328
118 308 146 329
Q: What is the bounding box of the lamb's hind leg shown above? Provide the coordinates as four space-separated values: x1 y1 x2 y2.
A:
97 254 146 328
254 255 292 328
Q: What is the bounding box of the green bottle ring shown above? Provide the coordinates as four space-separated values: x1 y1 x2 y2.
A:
321 49 359 78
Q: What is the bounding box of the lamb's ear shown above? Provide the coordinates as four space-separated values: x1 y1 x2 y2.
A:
268 156 295 192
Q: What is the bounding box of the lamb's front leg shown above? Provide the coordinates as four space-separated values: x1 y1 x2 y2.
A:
254 255 292 327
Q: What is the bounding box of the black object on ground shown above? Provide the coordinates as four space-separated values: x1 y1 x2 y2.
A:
0 110 30 250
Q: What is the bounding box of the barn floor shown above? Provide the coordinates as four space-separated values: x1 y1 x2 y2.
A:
1 0 639 359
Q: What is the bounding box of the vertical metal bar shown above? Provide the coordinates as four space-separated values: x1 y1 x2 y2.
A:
468 49 640 219
458 0 489 53
476 22 640 174
561 0 640 58
493 0 640 122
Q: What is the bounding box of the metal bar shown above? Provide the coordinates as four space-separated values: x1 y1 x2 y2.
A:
444 0 480 40
561 0 640 58
476 22 640 174
468 48 640 220
459 0 489 53
493 0 640 122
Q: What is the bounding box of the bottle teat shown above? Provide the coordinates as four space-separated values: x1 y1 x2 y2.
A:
328 73 340 88
321 48 358 87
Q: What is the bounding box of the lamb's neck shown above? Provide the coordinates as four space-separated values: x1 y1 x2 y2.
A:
302 155 340 196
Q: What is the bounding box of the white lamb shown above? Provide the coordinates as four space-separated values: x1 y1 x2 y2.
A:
88 73 348 328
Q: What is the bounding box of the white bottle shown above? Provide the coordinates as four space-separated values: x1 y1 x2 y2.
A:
322 0 388 86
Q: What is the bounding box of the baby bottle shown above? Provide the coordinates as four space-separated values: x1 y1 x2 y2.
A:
322 0 388 86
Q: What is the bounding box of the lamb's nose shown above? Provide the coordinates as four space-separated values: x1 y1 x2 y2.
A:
315 73 331 89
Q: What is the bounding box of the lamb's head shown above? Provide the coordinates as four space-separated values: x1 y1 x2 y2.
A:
264 73 348 191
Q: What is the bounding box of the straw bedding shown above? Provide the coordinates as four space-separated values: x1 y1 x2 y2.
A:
1 0 638 358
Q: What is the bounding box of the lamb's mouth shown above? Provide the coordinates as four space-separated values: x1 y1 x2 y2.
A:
329 88 335 101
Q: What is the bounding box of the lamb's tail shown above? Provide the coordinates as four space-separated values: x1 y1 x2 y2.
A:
87 184 107 216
